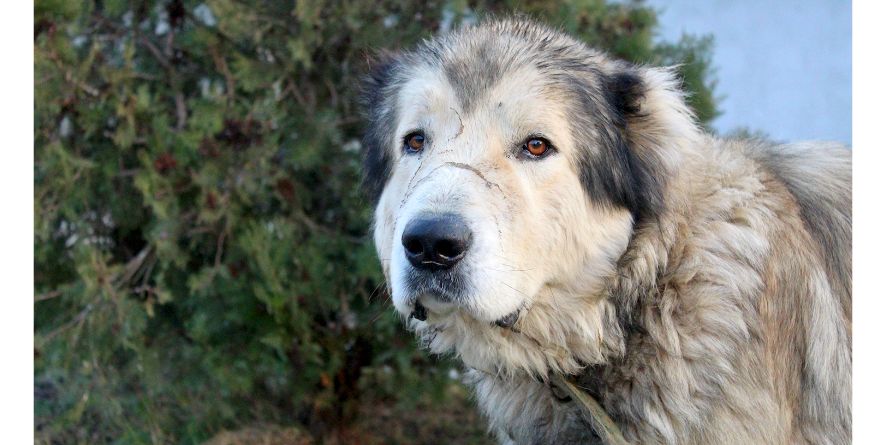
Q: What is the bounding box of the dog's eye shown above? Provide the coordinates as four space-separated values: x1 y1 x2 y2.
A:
523 137 552 158
404 132 425 153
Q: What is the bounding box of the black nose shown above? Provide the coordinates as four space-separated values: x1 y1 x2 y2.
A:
402 214 472 271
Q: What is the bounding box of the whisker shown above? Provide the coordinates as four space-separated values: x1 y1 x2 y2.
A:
485 267 535 273
499 280 531 299
367 279 388 302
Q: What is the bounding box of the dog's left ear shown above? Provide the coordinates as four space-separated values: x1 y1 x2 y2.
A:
360 51 401 205
581 63 699 223
606 65 700 153
605 69 645 119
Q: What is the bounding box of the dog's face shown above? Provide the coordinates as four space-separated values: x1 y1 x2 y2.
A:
362 21 684 338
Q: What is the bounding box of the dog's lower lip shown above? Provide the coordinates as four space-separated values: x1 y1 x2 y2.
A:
410 301 428 321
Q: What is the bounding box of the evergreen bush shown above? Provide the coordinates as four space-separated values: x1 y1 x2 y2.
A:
34 1 718 443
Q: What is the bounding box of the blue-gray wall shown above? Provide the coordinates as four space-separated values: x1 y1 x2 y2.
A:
644 0 851 144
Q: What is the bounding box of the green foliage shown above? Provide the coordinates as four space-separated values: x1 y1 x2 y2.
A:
654 34 720 126
34 1 719 443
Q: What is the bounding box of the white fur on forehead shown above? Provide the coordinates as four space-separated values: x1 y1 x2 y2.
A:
394 66 451 120
394 63 574 142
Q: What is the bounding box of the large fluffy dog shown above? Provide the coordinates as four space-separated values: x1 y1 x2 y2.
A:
361 19 851 444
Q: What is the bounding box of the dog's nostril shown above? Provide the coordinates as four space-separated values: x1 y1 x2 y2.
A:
434 239 464 260
404 238 424 256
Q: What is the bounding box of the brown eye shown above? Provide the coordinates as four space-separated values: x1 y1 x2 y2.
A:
524 138 550 157
404 132 425 153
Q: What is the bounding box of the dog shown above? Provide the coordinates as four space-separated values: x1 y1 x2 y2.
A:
360 18 851 444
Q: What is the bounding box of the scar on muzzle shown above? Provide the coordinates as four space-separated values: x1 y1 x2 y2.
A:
443 162 504 194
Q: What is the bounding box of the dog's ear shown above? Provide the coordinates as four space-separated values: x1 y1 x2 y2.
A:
360 51 401 205
579 64 698 223
607 65 700 156
605 70 645 119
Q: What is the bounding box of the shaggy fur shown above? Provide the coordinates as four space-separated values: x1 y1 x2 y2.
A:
361 19 851 444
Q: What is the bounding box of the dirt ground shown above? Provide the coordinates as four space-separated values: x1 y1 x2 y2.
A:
204 383 495 445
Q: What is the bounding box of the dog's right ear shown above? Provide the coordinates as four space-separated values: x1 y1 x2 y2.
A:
360 51 401 205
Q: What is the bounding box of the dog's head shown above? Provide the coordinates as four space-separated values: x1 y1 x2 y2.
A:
361 20 697 366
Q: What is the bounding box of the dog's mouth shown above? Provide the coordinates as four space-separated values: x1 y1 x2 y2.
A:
407 292 454 321
493 309 520 328
408 299 521 328
409 300 429 321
